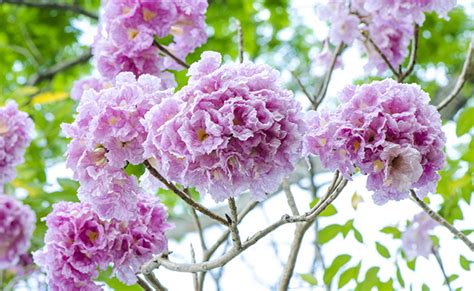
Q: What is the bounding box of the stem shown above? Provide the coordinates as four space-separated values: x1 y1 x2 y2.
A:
432 247 453 291
143 160 228 226
153 40 190 69
366 36 400 79
398 25 419 82
136 275 152 291
236 19 244 63
410 190 474 251
144 272 168 291
436 37 474 111
315 43 344 109
190 244 199 291
227 197 242 249
282 179 300 216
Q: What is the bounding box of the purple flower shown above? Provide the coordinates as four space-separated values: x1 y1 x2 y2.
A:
108 195 172 284
0 194 36 269
312 41 343 73
63 72 174 220
35 196 171 288
71 77 108 101
402 212 438 259
93 0 208 79
0 101 34 185
33 202 108 290
143 51 306 201
304 79 446 204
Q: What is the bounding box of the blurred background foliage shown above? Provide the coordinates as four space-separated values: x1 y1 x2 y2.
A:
0 0 472 289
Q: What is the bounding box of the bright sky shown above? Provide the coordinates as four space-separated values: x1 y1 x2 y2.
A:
25 1 474 290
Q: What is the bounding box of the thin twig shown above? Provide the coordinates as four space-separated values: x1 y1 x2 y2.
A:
432 247 453 291
185 189 208 252
398 25 419 82
291 72 316 107
141 177 348 274
144 160 228 226
1 0 98 20
236 19 244 63
136 275 152 291
153 40 190 69
315 43 344 110
190 244 199 291
144 272 168 291
366 36 400 78
410 190 474 251
282 179 300 216
227 197 242 249
436 37 474 111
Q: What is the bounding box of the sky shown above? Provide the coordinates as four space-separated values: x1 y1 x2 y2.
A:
20 0 474 290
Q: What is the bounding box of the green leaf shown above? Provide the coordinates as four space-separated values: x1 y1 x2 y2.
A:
380 226 401 239
342 219 353 238
460 255 471 271
447 274 459 284
396 264 405 288
353 227 364 243
456 107 474 136
377 278 394 291
338 262 361 288
356 267 380 291
422 284 430 291
407 258 416 271
375 242 390 258
318 224 342 244
324 254 351 285
299 273 318 286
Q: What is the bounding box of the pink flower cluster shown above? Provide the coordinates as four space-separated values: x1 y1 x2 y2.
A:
63 72 173 220
402 212 438 259
33 196 171 289
317 0 456 73
304 79 445 204
0 194 36 269
143 51 306 201
0 101 34 185
93 0 208 82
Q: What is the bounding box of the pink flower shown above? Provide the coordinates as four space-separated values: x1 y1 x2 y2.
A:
402 212 438 259
304 79 446 204
0 101 34 185
143 51 306 201
0 194 36 269
33 202 108 290
63 72 174 219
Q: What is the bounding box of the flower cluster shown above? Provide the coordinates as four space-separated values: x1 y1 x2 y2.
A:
304 79 445 204
402 212 438 259
143 51 306 201
316 0 456 72
63 72 174 220
93 0 208 82
0 101 34 185
0 194 36 269
33 196 171 289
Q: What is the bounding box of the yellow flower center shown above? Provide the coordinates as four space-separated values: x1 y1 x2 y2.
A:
373 159 384 172
86 230 99 242
128 29 139 40
143 9 156 21
196 128 209 142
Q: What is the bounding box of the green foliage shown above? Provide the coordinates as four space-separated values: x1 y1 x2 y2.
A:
299 273 318 286
338 262 361 288
318 224 342 244
456 106 474 137
375 242 391 259
323 254 351 285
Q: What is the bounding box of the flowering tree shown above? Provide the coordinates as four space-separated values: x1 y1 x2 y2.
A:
0 0 473 290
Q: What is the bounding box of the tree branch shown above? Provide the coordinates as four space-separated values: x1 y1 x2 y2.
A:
141 176 348 274
291 72 316 108
410 190 474 251
282 179 299 216
366 36 400 79
1 0 98 20
27 49 92 86
432 247 453 291
136 275 152 291
436 37 474 111
236 19 244 63
227 197 242 249
143 160 228 226
398 25 419 82
153 40 190 69
144 272 168 291
315 43 344 110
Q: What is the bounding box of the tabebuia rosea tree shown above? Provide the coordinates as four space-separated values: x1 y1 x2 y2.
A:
0 0 473 290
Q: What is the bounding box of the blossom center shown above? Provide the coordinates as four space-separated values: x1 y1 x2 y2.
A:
0 121 8 134
128 29 139 40
196 128 209 142
143 9 156 22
